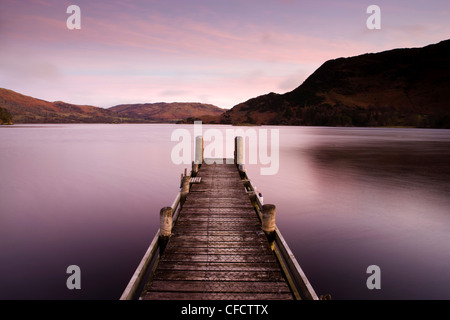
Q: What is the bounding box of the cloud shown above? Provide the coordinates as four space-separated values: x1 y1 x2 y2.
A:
0 0 355 65
2 0 449 110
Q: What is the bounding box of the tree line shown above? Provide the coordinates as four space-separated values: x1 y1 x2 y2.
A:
0 107 13 125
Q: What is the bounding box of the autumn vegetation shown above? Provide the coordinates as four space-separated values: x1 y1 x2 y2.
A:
0 106 13 125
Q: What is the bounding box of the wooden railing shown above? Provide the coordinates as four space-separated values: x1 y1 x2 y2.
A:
119 192 182 300
243 173 319 300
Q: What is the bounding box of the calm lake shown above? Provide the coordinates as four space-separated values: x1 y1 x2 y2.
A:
1 124 450 300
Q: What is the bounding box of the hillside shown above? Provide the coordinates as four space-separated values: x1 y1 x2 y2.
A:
0 88 225 123
220 39 450 128
0 88 124 123
109 102 225 123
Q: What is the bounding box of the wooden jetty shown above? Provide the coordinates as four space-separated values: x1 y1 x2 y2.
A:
120 137 318 300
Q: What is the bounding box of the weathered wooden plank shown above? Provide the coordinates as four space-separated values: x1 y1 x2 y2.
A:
189 188 245 192
167 234 267 243
175 214 256 220
171 231 264 238
152 262 282 272
174 220 259 226
182 203 252 209
180 208 256 214
184 197 250 202
152 270 286 282
147 280 292 293
159 254 277 264
175 215 257 221
173 221 260 229
190 188 246 193
177 214 256 219
161 246 272 255
185 194 249 199
169 231 264 238
143 292 294 300
166 240 268 249
171 227 264 236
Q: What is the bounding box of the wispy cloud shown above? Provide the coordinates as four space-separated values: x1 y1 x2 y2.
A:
1 0 449 108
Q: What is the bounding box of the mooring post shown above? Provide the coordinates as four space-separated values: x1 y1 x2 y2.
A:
262 204 276 249
181 173 190 193
235 136 246 177
195 136 203 165
180 170 190 205
238 164 246 178
191 161 198 177
234 136 244 165
159 206 173 255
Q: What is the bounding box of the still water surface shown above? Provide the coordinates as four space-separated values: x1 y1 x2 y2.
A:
1 124 449 299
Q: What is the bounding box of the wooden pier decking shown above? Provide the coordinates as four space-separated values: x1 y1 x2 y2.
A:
120 136 319 301
142 160 293 300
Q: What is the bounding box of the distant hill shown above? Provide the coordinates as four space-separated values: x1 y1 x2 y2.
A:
109 102 225 123
0 88 124 123
0 88 225 123
220 39 450 128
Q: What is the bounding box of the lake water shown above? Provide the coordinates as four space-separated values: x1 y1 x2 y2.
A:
1 124 449 300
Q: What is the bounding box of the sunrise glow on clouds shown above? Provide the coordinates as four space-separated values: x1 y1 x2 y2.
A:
1 0 449 108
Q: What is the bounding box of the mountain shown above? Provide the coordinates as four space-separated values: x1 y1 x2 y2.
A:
108 102 226 123
0 88 225 123
220 39 450 128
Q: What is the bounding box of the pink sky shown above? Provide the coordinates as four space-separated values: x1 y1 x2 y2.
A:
1 0 449 109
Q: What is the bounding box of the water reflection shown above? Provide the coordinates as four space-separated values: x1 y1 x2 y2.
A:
247 127 450 299
1 125 449 300
309 141 450 194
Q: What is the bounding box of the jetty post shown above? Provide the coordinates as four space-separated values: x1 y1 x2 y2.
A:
192 136 203 176
159 207 173 255
180 170 190 205
261 204 276 249
234 136 247 178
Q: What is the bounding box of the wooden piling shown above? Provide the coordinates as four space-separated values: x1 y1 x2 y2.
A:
191 161 199 177
159 207 173 255
238 164 246 178
194 136 203 165
180 172 190 205
234 136 243 165
262 204 276 246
